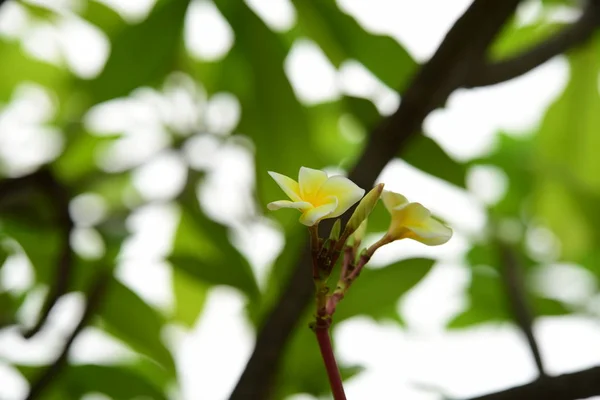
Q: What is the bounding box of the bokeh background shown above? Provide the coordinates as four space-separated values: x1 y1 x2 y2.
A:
1 0 600 399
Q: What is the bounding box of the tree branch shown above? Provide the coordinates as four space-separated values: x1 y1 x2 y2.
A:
25 271 110 400
467 365 600 400
464 0 600 88
498 242 546 377
1 170 76 339
229 1 523 398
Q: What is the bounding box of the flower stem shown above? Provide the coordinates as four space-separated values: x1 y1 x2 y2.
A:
315 324 347 400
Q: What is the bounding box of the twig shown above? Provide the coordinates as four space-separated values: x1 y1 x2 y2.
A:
25 171 74 338
229 1 528 398
0 169 75 338
467 365 600 400
464 0 600 88
314 323 346 400
25 272 111 400
498 242 546 377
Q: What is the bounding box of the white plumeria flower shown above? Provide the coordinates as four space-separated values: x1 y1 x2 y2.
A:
267 167 365 226
381 190 452 246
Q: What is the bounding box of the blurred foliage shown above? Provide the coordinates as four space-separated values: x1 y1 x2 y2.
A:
0 0 598 399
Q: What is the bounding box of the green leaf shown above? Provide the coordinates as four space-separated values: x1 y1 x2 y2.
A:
531 37 600 259
64 364 168 399
98 278 176 374
0 39 69 103
171 267 208 327
491 20 562 60
0 291 18 328
449 266 510 328
469 132 535 216
212 2 325 221
54 131 120 184
247 225 305 326
86 0 191 103
294 0 416 89
402 135 468 188
80 0 127 35
334 258 435 323
449 264 571 329
306 100 365 167
169 203 259 298
0 218 61 284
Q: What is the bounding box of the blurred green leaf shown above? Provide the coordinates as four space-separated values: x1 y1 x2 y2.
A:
65 364 168 399
18 363 167 399
403 135 467 188
99 278 176 374
0 39 69 103
87 0 191 103
294 0 416 89
54 132 120 183
307 101 365 167
0 218 61 284
491 20 561 59
170 200 258 298
248 225 305 326
450 263 571 329
335 258 435 323
80 0 127 35
449 266 510 328
213 2 325 219
171 267 208 327
0 291 17 328
470 132 535 216
532 37 600 259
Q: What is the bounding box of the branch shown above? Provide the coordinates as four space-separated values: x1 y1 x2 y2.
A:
229 1 523 398
498 242 546 377
467 365 600 400
12 170 75 339
465 0 600 88
25 271 110 400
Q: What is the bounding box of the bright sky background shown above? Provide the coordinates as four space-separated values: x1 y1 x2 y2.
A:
1 0 600 399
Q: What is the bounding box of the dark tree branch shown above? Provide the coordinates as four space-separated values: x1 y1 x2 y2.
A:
467 365 600 400
0 169 75 338
230 1 523 398
464 0 600 88
25 272 110 400
498 242 546 377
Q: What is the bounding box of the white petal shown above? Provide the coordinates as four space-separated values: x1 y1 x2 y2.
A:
299 198 337 226
268 171 302 202
381 191 409 214
318 175 365 218
267 200 312 211
408 218 453 246
298 166 328 199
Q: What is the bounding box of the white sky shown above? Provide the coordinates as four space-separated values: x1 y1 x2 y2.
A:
1 0 600 400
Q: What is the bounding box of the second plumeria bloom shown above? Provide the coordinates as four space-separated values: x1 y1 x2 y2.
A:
381 191 452 245
267 167 365 226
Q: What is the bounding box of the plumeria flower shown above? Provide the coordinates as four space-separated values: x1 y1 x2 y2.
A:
381 190 452 245
267 167 365 226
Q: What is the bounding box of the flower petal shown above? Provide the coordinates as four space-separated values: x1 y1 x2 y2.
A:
299 197 338 226
401 202 431 225
298 167 328 200
317 175 365 218
381 191 409 214
267 200 312 211
406 217 453 246
268 171 302 202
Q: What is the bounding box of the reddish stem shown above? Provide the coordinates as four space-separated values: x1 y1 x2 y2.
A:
315 325 347 400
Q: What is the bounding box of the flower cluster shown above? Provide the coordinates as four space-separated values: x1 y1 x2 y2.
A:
268 166 452 246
